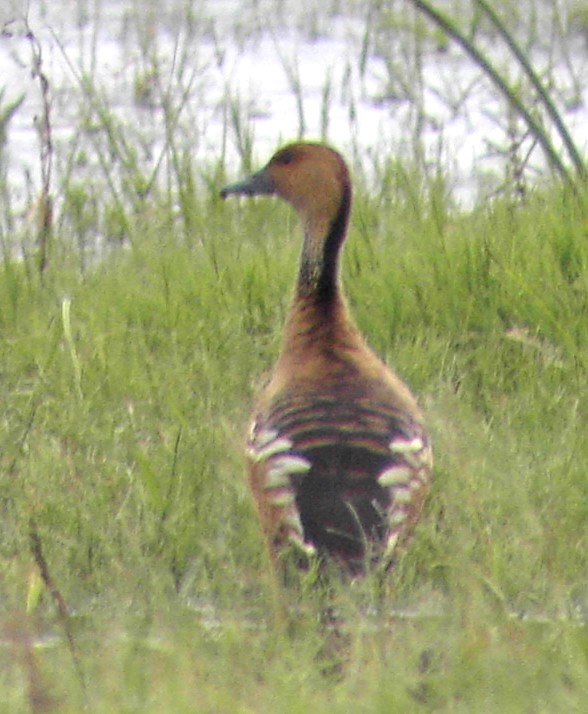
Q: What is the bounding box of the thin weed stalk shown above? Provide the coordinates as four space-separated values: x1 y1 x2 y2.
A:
228 93 255 171
29 521 87 701
61 297 83 401
320 73 332 141
25 21 54 274
154 40 203 237
0 87 24 242
268 23 307 139
280 53 306 138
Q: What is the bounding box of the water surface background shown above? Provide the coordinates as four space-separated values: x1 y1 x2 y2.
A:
1 0 588 231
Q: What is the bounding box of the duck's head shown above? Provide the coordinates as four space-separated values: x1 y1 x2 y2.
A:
220 142 351 224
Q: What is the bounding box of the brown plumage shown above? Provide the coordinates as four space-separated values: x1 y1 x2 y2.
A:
221 142 432 576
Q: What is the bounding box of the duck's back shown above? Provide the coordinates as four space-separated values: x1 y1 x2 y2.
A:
247 328 431 574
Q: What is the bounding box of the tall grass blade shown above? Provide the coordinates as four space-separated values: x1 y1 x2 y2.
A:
408 0 575 189
61 297 83 401
474 0 585 180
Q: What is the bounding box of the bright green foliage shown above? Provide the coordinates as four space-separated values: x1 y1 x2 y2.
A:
1 169 588 711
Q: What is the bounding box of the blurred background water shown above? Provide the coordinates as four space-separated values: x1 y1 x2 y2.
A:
0 0 587 228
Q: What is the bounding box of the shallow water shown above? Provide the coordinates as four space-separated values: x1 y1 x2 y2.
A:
0 0 587 223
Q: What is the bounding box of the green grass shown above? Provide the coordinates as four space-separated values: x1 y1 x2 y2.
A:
0 166 588 711
1 1 588 708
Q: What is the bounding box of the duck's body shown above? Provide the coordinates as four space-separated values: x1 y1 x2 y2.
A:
221 143 431 575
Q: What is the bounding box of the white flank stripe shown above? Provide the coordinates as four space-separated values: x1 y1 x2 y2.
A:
263 470 290 489
389 510 407 525
393 487 413 505
283 511 305 536
268 455 311 476
377 465 412 487
390 436 424 454
384 532 399 556
289 533 317 556
254 427 278 448
252 436 293 462
268 490 295 507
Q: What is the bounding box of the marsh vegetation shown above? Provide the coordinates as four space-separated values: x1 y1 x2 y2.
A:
1 1 588 711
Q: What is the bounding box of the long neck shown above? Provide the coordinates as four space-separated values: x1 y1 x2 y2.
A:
296 183 351 304
277 183 358 359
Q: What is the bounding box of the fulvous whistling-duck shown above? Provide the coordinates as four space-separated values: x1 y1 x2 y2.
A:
221 142 432 576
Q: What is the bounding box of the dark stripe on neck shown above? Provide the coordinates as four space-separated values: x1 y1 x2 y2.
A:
297 182 352 304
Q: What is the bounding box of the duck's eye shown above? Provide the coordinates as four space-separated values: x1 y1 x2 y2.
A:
275 150 295 166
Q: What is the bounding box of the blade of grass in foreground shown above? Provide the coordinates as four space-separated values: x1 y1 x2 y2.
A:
408 0 577 188
474 0 585 180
